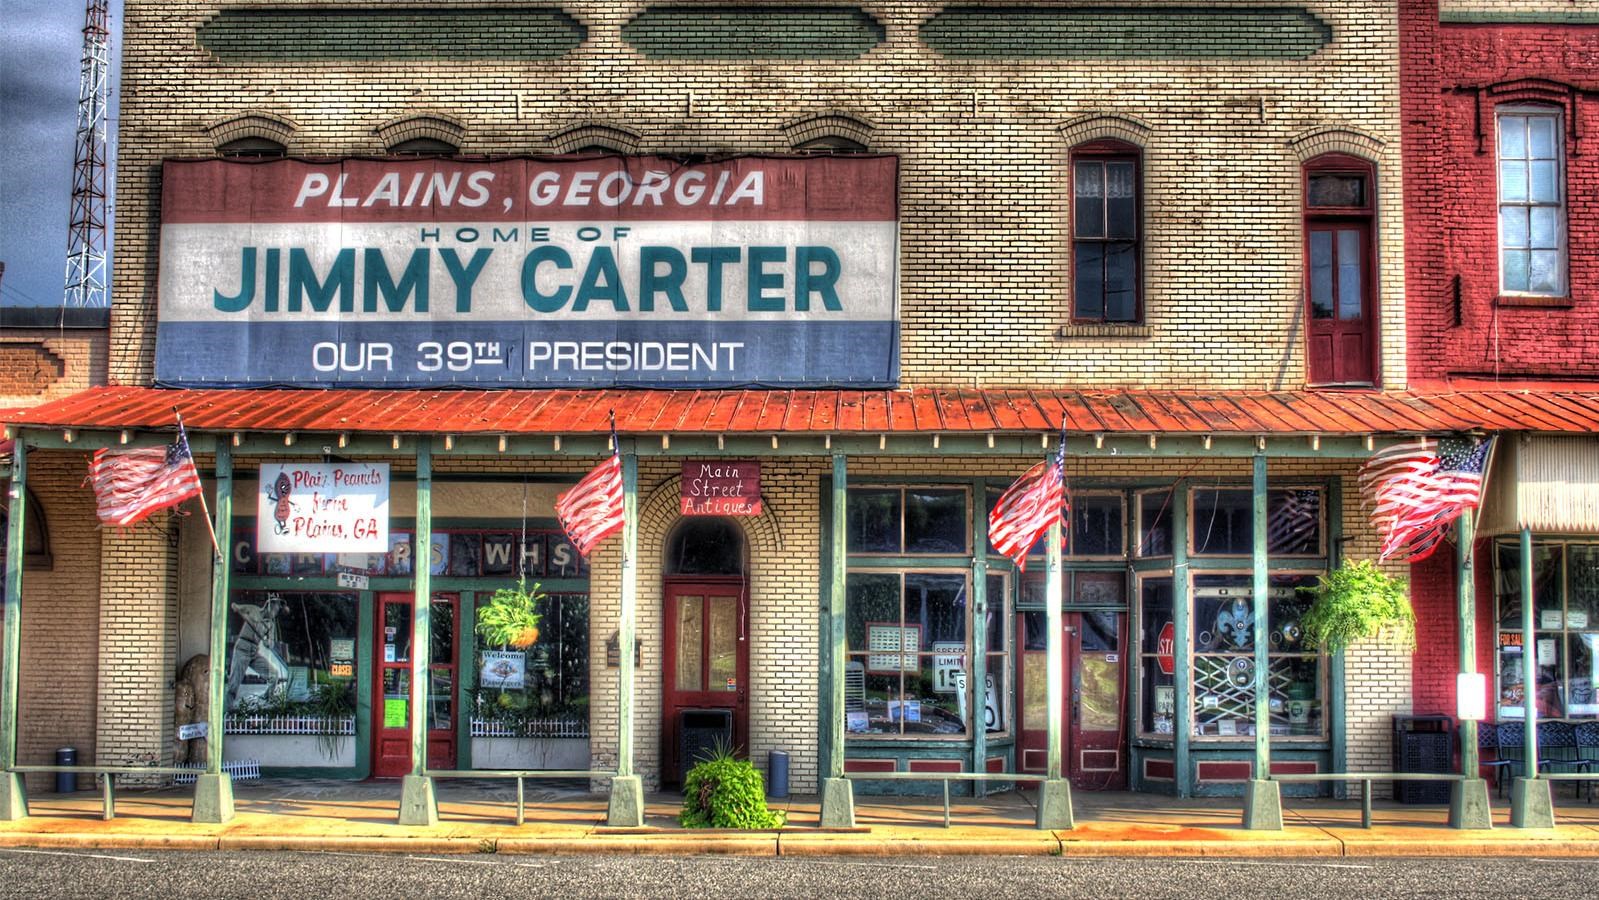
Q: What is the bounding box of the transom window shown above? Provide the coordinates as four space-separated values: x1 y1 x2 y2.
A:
1071 141 1141 323
1497 108 1566 296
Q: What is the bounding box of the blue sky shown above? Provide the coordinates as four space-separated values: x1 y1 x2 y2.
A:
0 0 121 308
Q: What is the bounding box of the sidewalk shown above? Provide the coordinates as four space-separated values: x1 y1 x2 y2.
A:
3 779 1599 858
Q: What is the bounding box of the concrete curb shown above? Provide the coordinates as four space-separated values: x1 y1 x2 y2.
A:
217 835 490 854
498 836 777 856
778 836 1062 857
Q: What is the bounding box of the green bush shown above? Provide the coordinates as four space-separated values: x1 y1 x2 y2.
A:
678 745 785 829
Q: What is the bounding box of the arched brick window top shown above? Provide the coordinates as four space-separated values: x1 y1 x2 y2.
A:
1287 125 1384 164
204 111 295 156
547 121 642 155
1057 112 1152 151
782 109 874 152
375 113 466 155
0 487 52 570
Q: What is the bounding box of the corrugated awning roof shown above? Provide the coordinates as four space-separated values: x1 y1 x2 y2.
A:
5 386 1599 437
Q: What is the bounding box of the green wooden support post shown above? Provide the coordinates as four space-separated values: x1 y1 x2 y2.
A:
1512 526 1554 827
607 448 645 827
820 453 855 827
0 436 28 820
1243 453 1282 829
970 481 988 798
1037 516 1074 829
399 442 438 825
193 443 235 824
1450 513 1492 828
1172 483 1191 798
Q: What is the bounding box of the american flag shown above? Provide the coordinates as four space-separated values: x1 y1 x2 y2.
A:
988 451 1067 572
87 430 204 527
1359 435 1494 563
556 443 625 558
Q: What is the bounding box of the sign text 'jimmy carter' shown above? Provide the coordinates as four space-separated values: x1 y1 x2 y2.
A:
154 156 900 388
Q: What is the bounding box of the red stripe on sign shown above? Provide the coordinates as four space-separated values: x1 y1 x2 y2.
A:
160 156 900 224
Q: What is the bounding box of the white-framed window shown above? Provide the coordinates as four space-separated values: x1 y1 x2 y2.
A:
1497 107 1566 296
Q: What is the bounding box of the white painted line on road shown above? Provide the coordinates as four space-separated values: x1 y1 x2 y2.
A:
0 847 154 863
405 855 500 866
1179 859 1372 870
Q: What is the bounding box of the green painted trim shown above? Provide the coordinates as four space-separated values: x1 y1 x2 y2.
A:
207 445 233 776
1457 516 1478 778
617 450 639 778
355 592 373 779
457 591 475 772
1520 527 1539 766
1045 516 1065 780
198 8 586 62
970 475 989 792
1 440 25 771
817 476 835 781
921 6 1332 60
622 6 884 60
232 576 589 593
1172 479 1192 798
1441 10 1599 24
410 445 433 777
22 430 1392 461
1327 478 1346 790
829 455 848 780
1251 455 1271 776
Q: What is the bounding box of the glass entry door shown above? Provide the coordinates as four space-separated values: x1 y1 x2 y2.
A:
661 580 749 787
372 592 458 778
1015 610 1128 790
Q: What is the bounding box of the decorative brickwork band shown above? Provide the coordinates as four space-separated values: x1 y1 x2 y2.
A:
1286 125 1385 163
1057 112 1153 149
782 110 875 151
202 111 296 152
1457 79 1589 156
374 112 467 154
547 121 643 155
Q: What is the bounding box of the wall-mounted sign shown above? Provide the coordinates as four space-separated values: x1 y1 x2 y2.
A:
257 462 389 553
154 156 900 388
680 460 761 516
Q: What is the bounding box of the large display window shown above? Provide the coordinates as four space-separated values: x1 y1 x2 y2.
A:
470 592 591 738
1189 574 1322 739
1495 540 1599 719
845 571 973 736
224 590 359 722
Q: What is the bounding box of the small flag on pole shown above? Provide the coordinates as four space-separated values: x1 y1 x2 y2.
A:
88 427 204 527
988 428 1068 571
1359 434 1493 563
556 424 626 558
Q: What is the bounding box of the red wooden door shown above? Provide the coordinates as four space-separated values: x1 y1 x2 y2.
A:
1306 221 1374 386
372 592 459 778
1014 611 1128 789
661 579 749 787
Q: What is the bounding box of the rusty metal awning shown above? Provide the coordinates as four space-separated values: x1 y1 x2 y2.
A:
5 386 1599 439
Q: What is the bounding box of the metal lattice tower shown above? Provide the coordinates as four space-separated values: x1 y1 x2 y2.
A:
63 0 110 308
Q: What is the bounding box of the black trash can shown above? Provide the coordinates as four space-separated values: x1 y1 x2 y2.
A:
767 750 790 800
54 747 78 794
678 708 733 787
1392 715 1454 804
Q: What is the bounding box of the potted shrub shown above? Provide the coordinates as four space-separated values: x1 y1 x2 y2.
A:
1301 559 1416 654
678 744 785 829
476 578 546 649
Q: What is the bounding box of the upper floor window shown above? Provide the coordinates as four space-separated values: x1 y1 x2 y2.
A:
796 135 867 153
1071 142 1140 323
1303 153 1376 386
1498 107 1566 297
218 137 286 158
388 137 458 157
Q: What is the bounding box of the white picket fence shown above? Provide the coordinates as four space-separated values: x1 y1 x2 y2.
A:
173 760 262 785
225 715 356 736
469 717 588 739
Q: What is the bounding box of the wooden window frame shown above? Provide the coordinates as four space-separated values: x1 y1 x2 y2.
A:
1495 105 1568 299
1069 140 1143 325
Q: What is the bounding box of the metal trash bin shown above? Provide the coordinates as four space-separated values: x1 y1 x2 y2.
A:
678 709 733 787
768 750 790 799
55 747 79 793
1393 715 1454 804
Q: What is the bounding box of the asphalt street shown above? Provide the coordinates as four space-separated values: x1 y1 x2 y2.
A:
0 850 1594 899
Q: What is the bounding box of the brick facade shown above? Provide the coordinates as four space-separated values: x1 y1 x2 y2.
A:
0 326 108 410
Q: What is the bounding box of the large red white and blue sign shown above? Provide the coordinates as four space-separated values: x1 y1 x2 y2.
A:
155 156 900 388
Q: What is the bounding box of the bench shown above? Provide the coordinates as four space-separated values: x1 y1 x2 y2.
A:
423 769 616 825
842 771 1049 828
10 766 195 820
1269 772 1464 828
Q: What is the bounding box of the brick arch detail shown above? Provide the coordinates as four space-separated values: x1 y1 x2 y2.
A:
781 109 875 150
203 110 296 150
637 474 783 565
1286 125 1386 163
374 111 467 152
1057 112 1153 149
547 121 642 154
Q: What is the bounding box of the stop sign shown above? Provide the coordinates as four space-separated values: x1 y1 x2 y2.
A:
1156 622 1176 675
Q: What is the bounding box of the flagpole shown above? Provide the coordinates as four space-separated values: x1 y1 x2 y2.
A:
1038 418 1073 829
174 408 222 559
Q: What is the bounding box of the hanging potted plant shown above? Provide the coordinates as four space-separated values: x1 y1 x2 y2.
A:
476 577 546 649
1301 559 1416 654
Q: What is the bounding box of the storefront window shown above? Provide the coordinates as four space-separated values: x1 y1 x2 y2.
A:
844 571 970 736
1190 574 1322 738
849 486 968 555
1137 490 1173 557
1071 493 1125 557
470 592 590 737
1138 577 1176 735
1495 541 1599 719
985 573 1008 733
224 591 358 721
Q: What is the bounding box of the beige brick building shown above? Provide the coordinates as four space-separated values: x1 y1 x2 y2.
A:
4 0 1437 811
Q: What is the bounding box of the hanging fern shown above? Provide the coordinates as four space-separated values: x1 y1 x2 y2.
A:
476 578 546 649
1301 559 1415 654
